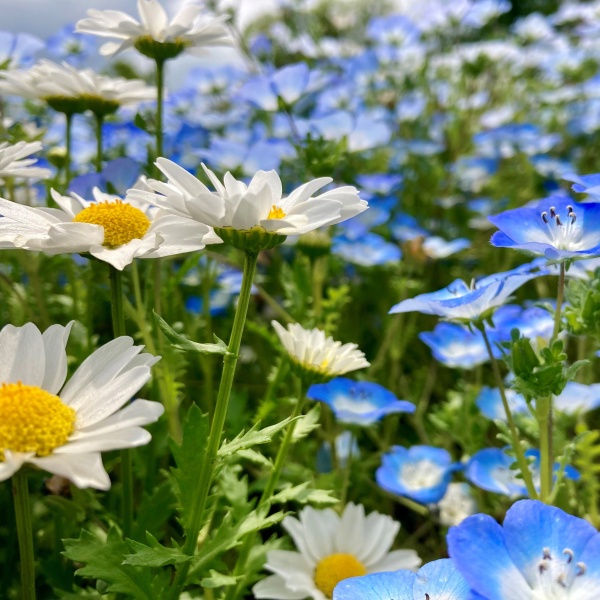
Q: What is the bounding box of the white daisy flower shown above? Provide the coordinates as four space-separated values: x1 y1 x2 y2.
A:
130 158 368 237
0 321 163 490
0 141 51 183
0 59 156 115
75 0 231 59
0 187 220 270
271 321 370 382
253 503 421 600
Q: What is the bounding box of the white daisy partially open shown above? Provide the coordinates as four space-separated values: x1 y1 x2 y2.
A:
253 503 421 600
132 159 368 237
0 187 220 270
271 321 370 382
0 141 51 183
0 322 163 490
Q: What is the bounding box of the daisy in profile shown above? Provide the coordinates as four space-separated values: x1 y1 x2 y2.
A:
0 187 220 270
75 0 231 59
0 141 51 183
253 503 421 600
0 321 163 489
271 321 370 382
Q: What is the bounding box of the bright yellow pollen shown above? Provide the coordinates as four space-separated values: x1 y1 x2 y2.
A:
314 553 367 598
0 382 75 460
73 201 151 247
267 205 286 220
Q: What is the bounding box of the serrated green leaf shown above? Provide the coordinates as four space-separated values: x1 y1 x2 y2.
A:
123 533 191 568
200 570 239 588
62 528 155 599
271 482 338 506
236 448 273 467
169 405 210 532
154 311 227 355
292 404 321 441
219 416 294 457
133 481 177 540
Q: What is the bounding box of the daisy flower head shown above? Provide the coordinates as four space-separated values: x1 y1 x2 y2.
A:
253 503 421 600
0 187 220 270
0 59 156 116
271 321 370 383
131 158 368 252
0 141 51 184
75 0 232 61
0 321 163 489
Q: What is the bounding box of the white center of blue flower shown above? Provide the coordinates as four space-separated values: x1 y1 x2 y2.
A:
333 395 375 415
534 546 586 597
540 205 581 250
400 459 444 490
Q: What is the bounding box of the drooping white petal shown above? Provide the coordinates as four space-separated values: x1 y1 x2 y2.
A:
29 452 111 490
41 322 74 395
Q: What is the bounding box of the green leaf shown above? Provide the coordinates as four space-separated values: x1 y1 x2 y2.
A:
62 528 156 599
201 570 239 588
270 483 338 506
154 311 227 355
123 533 191 568
236 448 273 467
292 404 321 441
169 405 210 532
219 416 294 457
132 481 177 540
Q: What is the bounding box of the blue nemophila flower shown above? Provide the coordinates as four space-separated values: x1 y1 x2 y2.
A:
317 431 360 473
489 196 600 260
376 445 458 504
421 236 470 259
0 31 44 69
333 232 402 267
466 448 579 497
476 387 528 421
554 382 600 415
308 378 415 426
333 559 470 600
564 173 600 201
474 123 561 159
448 499 600 599
389 262 547 322
419 322 490 369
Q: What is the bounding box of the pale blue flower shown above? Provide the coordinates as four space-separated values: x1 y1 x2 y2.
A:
419 323 490 369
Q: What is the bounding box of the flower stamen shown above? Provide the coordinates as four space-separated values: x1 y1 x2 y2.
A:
314 553 366 598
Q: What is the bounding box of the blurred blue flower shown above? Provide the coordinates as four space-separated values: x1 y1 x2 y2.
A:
564 172 600 201
355 174 403 196
390 213 428 242
474 123 561 159
333 232 401 267
476 387 528 420
46 24 97 66
316 431 359 473
69 157 141 198
366 14 421 46
308 378 414 426
422 236 470 259
333 559 469 600
453 156 498 192
490 303 554 345
448 500 600 599
419 323 490 369
490 196 600 260
376 445 458 504
0 31 44 68
554 382 600 415
389 261 548 322
466 448 579 497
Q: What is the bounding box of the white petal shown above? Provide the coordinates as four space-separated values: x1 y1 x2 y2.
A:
0 322 45 386
29 452 111 490
56 427 152 454
253 575 309 599
0 450 29 481
41 322 74 394
370 549 422 573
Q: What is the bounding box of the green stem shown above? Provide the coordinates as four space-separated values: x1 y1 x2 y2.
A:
338 431 355 508
94 114 104 173
552 263 565 341
12 470 35 600
480 327 538 499
311 257 325 322
109 265 133 537
168 251 259 599
225 381 308 600
65 112 73 187
155 58 165 164
537 395 552 503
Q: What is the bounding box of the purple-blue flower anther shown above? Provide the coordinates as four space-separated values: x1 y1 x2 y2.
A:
308 378 415 426
419 323 490 369
490 196 600 260
376 445 458 504
333 559 470 600
389 262 547 322
448 499 600 599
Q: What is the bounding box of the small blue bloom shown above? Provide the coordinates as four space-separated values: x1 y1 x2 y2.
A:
376 445 458 504
333 559 469 600
332 233 401 267
389 261 548 322
490 196 600 260
308 378 415 426
421 236 470 259
564 172 600 201
474 123 561 159
355 174 403 196
419 323 490 369
316 431 359 473
448 499 600 599
390 213 428 242
46 24 97 66
554 382 600 415
0 31 44 68
476 387 528 420
69 157 141 198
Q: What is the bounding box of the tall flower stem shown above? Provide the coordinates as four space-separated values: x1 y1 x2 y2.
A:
12 470 36 600
480 326 538 499
65 112 73 187
225 379 308 600
552 263 566 341
168 251 259 600
155 58 165 163
94 114 104 173
109 265 133 537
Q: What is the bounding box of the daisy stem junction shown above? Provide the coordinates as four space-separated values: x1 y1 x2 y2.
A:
480 325 538 499
109 265 133 537
225 378 309 600
168 250 259 599
12 470 36 600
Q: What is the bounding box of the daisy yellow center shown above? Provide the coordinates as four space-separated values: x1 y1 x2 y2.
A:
267 205 286 220
73 201 151 247
314 553 367 598
0 382 75 460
